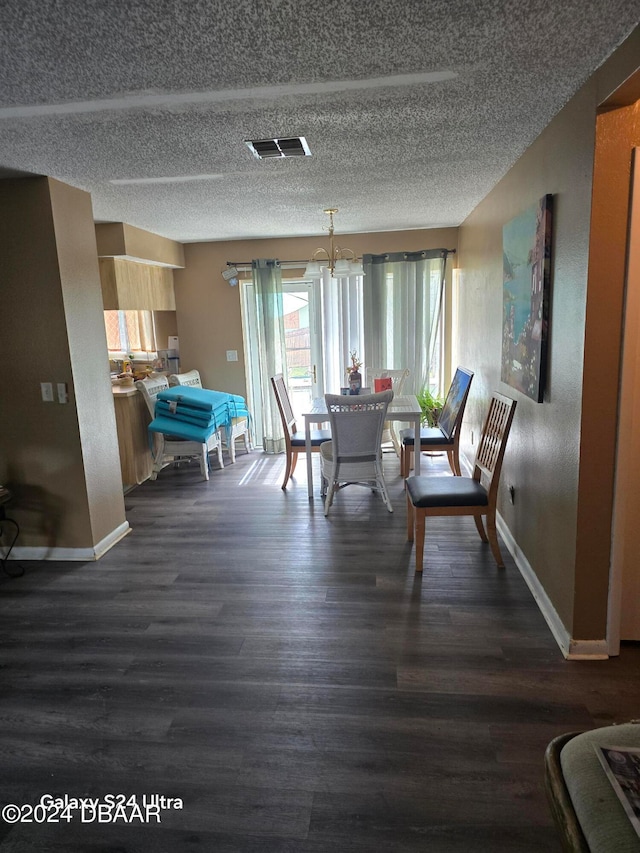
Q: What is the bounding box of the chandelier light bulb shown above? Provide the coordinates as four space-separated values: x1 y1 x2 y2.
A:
303 209 365 279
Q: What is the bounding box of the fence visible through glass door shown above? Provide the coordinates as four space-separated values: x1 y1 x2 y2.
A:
282 283 322 421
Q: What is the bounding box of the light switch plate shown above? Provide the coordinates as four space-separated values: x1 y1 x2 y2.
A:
57 382 69 404
226 350 238 362
41 382 54 402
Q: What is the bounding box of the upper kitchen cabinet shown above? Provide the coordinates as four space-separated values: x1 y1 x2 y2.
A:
99 257 176 310
95 222 185 311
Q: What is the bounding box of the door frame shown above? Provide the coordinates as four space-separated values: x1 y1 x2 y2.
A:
607 147 640 651
240 276 323 447
281 279 324 408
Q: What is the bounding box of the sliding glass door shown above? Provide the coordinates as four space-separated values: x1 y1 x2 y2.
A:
281 281 323 419
242 279 323 446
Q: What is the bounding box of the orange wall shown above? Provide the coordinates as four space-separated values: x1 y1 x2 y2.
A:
574 99 640 637
614 149 640 640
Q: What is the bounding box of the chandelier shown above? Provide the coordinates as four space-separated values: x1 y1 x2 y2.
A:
303 208 364 280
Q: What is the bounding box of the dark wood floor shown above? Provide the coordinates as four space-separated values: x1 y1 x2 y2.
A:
1 449 639 852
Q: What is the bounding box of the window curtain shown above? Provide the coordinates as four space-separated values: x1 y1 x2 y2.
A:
132 310 156 352
104 310 156 352
319 268 364 393
251 259 287 453
362 250 448 395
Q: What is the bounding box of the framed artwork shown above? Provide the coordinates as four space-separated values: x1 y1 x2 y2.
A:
501 194 553 402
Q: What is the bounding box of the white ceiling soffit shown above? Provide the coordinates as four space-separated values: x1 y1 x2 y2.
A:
0 0 637 243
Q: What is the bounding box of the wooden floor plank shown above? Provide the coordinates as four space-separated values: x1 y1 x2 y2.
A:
1 451 639 851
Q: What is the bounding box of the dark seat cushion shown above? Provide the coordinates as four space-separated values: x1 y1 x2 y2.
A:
406 476 488 508
400 426 454 448
291 429 332 448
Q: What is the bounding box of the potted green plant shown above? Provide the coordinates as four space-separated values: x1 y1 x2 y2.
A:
417 387 445 426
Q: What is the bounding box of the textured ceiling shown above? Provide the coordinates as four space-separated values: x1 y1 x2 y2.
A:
0 1 638 243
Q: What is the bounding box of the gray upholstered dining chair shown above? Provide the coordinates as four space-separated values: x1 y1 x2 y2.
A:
320 390 394 516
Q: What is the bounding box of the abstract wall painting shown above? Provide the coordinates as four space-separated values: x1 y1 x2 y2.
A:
501 194 553 402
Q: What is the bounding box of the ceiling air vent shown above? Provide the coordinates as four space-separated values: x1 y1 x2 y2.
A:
245 136 311 160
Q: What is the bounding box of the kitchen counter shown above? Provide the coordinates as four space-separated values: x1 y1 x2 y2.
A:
112 384 153 487
111 383 138 397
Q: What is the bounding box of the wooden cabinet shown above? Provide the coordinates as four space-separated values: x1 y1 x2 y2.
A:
112 386 153 487
100 257 176 310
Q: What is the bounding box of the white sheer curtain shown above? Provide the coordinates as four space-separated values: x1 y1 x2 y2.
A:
362 250 448 395
251 259 287 453
319 268 364 393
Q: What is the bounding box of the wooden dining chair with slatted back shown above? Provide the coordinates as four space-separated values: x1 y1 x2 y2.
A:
270 373 331 490
405 392 516 572
400 366 474 478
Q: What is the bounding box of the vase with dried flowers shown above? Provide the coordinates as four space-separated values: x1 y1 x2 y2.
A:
348 350 363 395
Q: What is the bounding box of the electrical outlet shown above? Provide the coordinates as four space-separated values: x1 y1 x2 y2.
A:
226 350 238 362
57 382 69 404
509 484 515 504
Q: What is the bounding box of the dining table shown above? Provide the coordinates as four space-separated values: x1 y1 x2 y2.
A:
302 393 423 500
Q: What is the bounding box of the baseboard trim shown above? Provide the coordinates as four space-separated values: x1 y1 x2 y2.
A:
93 521 131 559
565 639 610 660
496 515 609 660
6 521 131 562
456 448 609 660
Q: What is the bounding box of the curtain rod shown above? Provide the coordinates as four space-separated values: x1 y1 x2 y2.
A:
226 249 456 269
227 261 309 271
